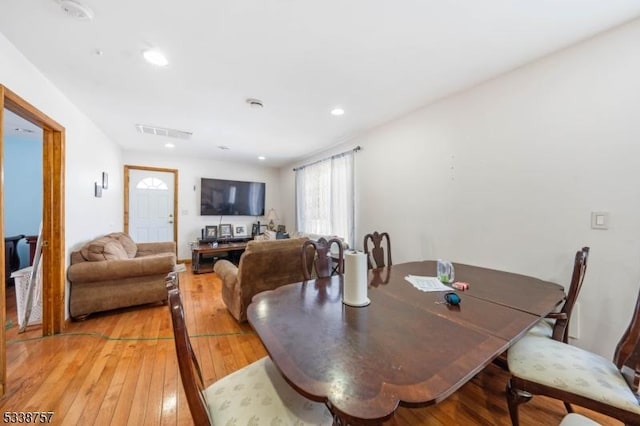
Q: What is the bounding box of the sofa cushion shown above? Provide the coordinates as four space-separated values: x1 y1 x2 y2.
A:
80 236 129 261
102 240 129 260
108 232 137 258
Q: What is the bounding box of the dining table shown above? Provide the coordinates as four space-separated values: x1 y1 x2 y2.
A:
247 260 566 425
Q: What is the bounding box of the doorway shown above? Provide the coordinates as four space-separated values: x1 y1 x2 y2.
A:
0 85 66 396
2 109 43 334
124 165 178 245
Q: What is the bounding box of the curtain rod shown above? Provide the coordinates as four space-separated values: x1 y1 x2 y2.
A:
292 146 361 172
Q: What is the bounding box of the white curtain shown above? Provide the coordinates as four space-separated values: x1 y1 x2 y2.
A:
295 152 354 248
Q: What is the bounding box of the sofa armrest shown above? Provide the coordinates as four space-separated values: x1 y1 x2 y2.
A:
214 259 243 320
136 241 176 257
68 253 175 283
214 260 239 287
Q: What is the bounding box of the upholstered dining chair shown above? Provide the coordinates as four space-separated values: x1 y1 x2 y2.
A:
301 237 344 280
363 231 392 269
528 246 590 343
506 288 640 426
165 273 332 426
559 413 600 426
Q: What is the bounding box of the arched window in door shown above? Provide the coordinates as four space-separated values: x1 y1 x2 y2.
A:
136 177 168 190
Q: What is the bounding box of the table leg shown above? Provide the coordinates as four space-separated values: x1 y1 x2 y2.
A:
327 404 384 426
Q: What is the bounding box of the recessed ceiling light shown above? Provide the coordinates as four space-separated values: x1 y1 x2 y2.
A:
331 107 345 116
142 49 168 67
164 143 175 148
13 127 35 134
258 156 266 160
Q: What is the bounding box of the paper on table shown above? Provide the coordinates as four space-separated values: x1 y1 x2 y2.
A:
405 275 451 292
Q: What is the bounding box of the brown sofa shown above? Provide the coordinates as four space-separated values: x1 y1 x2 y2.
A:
67 232 176 319
214 237 311 322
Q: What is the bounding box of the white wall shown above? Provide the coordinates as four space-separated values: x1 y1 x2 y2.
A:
122 150 281 260
0 35 123 256
1 33 124 318
280 18 640 358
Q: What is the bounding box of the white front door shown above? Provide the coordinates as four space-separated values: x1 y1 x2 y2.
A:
128 169 175 243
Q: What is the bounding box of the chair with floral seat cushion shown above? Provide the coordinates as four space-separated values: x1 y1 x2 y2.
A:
301 237 344 280
165 274 332 426
559 413 600 426
506 289 640 426
495 247 590 373
363 231 392 269
528 247 590 342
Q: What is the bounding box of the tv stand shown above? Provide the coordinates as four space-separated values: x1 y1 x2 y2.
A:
191 237 252 274
208 236 252 245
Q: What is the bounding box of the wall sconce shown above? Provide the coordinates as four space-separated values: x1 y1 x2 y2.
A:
102 172 109 189
95 182 102 198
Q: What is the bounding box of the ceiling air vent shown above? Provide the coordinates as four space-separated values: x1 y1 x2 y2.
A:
135 124 193 139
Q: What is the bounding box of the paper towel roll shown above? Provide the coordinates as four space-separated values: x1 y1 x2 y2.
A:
343 251 370 307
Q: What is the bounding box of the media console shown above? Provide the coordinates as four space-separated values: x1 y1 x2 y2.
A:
191 237 252 274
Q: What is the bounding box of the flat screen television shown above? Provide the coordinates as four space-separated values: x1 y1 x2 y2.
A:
200 178 265 216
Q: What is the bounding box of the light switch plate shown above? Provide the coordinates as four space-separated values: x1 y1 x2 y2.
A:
591 211 609 230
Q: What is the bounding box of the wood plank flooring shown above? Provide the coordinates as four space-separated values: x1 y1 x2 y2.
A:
0 270 622 425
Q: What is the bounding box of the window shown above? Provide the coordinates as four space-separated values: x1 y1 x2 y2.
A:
295 151 354 248
136 177 168 190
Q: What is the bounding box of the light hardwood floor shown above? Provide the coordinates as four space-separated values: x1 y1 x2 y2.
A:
0 270 621 425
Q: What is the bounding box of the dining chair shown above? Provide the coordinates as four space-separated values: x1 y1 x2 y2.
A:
559 413 600 426
301 237 344 280
165 273 333 426
363 231 392 269
528 246 590 343
506 288 640 426
495 246 590 372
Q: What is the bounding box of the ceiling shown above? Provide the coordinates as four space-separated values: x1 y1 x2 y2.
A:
2 109 42 140
1 1 640 166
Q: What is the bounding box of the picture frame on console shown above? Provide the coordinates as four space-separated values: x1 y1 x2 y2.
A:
219 224 233 238
204 225 218 239
234 225 248 237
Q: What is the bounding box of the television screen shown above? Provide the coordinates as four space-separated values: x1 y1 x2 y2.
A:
200 178 265 216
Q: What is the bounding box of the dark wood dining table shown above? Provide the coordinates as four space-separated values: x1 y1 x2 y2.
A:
247 261 565 425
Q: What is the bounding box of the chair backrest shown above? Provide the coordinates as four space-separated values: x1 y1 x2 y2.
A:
614 288 640 392
224 237 313 322
363 231 392 269
166 271 179 291
301 238 344 280
551 246 589 342
166 273 212 425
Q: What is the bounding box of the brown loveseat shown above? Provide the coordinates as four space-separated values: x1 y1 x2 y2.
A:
67 232 176 319
214 237 312 322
